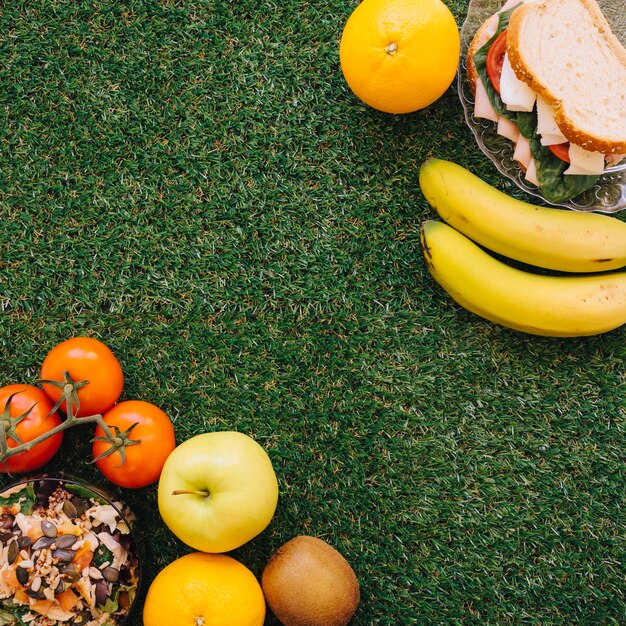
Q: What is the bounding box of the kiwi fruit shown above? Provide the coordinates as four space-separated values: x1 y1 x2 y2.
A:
261 535 360 626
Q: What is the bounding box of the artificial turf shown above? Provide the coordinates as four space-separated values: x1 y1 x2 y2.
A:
1 0 625 624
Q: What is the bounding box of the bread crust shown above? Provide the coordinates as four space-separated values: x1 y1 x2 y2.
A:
466 16 499 95
507 0 626 154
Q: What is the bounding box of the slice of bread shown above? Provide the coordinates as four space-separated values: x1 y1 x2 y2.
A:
466 14 499 94
507 0 626 154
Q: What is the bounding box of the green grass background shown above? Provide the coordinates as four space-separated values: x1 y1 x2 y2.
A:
1 0 625 624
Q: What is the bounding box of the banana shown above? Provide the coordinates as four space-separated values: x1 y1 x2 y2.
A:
419 158 626 273
420 220 626 337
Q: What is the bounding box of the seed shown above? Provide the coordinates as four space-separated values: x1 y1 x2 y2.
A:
73 499 89 517
43 586 55 602
59 564 81 582
55 534 78 549
15 566 29 585
0 530 13 543
7 539 19 564
62 500 78 519
17 536 32 549
30 576 42 592
41 521 57 538
95 580 108 606
102 566 120 583
54 578 65 593
52 549 74 562
25 588 45 599
32 536 56 551
89 566 103 580
1 515 14 530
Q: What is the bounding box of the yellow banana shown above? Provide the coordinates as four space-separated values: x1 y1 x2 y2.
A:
419 159 626 273
420 220 626 337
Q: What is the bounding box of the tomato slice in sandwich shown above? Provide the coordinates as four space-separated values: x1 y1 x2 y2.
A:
547 142 571 163
486 29 508 94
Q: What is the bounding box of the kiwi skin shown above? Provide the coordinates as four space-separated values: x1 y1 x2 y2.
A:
261 535 360 626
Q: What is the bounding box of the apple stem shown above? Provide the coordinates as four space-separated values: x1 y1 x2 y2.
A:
171 489 211 497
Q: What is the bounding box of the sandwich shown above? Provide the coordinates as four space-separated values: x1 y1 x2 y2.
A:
466 0 626 204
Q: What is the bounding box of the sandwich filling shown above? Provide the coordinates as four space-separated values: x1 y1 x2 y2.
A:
470 1 625 203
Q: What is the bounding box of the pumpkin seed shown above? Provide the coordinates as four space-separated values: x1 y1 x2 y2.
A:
102 566 120 583
52 548 74 562
62 499 78 518
41 521 57 538
15 566 29 586
56 534 78 549
7 539 19 564
25 588 45 600
32 536 56 551
73 499 89 517
59 563 81 582
17 535 32 549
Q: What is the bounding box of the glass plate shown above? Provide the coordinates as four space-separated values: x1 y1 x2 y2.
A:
458 0 626 212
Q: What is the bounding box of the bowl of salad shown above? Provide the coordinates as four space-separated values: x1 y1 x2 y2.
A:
0 474 141 625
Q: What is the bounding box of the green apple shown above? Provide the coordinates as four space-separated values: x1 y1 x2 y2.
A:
157 431 279 553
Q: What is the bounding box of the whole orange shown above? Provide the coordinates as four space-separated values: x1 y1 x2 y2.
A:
340 0 460 114
142 552 266 626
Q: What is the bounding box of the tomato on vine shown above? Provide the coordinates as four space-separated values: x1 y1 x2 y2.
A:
40 337 124 417
92 400 176 488
0 385 64 473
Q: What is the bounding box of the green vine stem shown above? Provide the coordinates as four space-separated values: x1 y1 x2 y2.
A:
0 372 136 466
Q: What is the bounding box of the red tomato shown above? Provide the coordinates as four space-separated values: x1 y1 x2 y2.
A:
548 143 610 164
40 337 124 417
92 400 176 488
0 385 64 473
486 29 508 94
547 142 571 163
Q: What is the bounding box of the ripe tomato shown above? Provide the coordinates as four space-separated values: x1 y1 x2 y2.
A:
547 142 571 163
93 400 176 488
0 385 64 473
486 29 508 94
40 337 124 417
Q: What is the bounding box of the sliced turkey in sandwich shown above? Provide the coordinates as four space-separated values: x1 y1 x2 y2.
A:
466 0 626 203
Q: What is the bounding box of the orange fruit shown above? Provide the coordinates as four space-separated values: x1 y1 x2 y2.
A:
142 552 266 626
339 0 461 114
